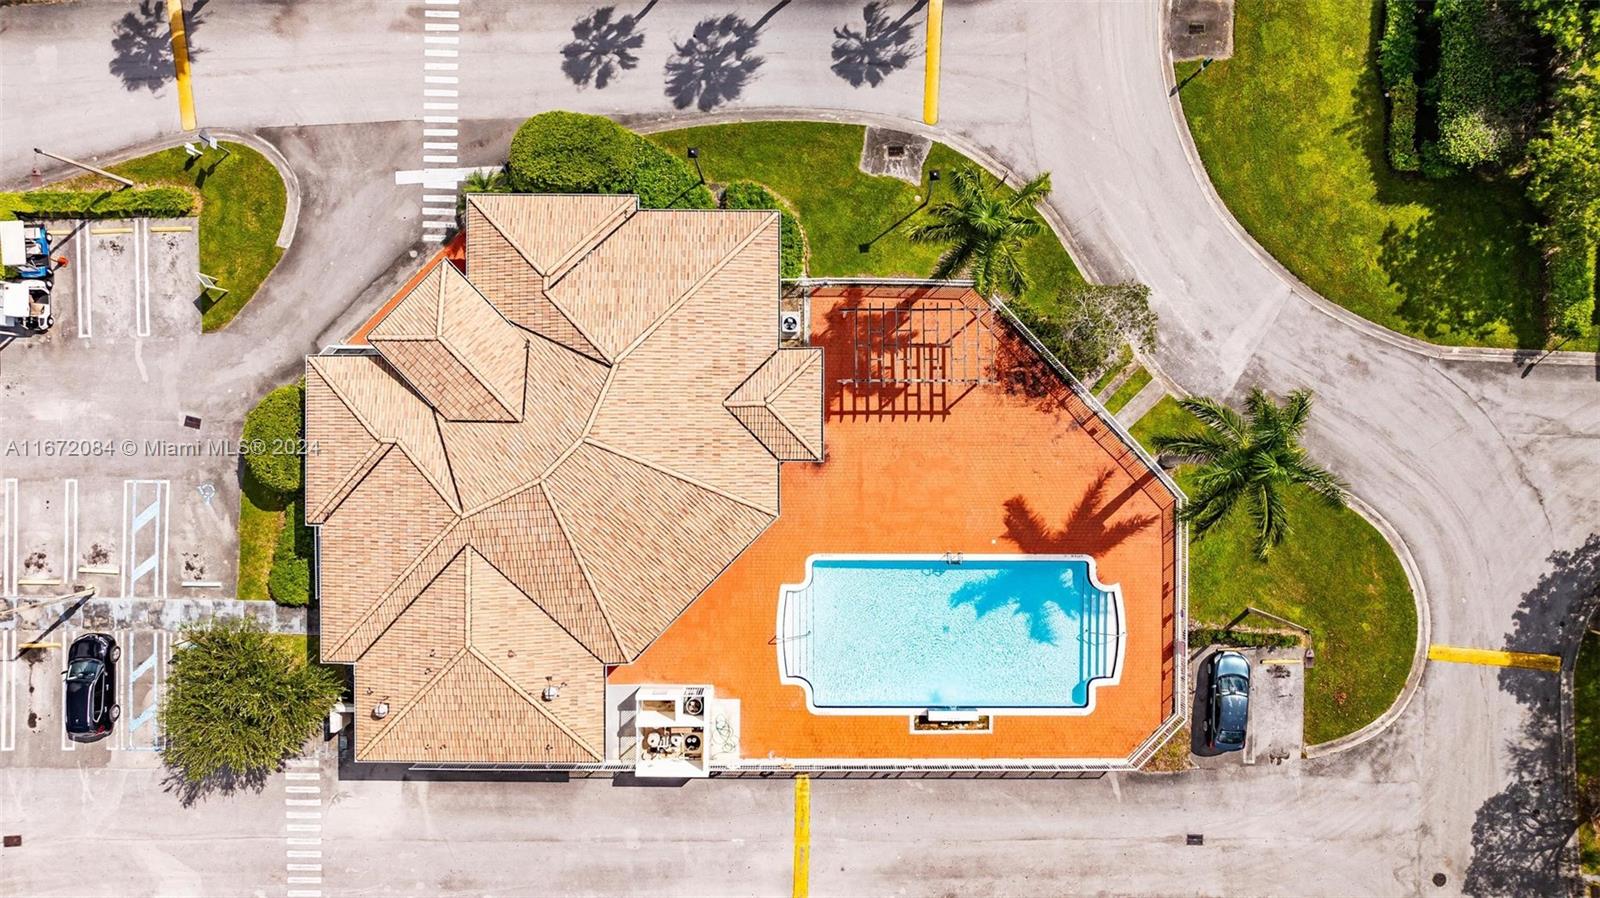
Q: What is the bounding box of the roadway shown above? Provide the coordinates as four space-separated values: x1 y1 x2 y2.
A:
1 1 1595 896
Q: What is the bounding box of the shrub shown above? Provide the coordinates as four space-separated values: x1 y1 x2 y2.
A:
1379 0 1420 87
506 111 712 209
1388 80 1422 172
721 180 806 278
242 383 304 496
267 500 312 607
159 617 342 785
1188 626 1302 650
0 186 195 221
1439 110 1505 168
1547 231 1596 339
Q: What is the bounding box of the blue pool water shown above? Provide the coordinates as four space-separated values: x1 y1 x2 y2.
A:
778 555 1124 712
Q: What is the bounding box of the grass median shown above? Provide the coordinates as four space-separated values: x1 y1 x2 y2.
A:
1132 396 1417 745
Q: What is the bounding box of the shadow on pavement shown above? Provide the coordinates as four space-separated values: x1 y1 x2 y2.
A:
1463 534 1600 897
663 2 789 112
831 1 925 89
561 2 656 89
109 0 210 93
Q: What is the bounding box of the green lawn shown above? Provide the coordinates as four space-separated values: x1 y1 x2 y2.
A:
1175 0 1554 350
1131 396 1417 745
1577 629 1600 874
237 467 288 601
61 142 288 332
1102 365 1153 414
647 122 1083 313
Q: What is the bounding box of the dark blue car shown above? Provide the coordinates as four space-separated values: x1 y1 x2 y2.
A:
1205 650 1251 752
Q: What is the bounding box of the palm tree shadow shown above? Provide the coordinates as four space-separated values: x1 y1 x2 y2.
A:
109 0 209 93
948 473 1157 644
562 3 656 89
664 2 789 112
831 1 926 88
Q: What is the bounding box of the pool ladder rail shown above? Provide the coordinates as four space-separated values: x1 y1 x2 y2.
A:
942 551 965 565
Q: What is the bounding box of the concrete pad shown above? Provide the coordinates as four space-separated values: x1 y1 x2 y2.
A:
1169 0 1234 61
1187 645 1304 768
87 226 141 343
145 218 202 337
860 126 932 186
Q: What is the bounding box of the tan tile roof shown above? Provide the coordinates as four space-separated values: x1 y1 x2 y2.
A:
368 263 528 422
725 348 825 462
309 195 822 764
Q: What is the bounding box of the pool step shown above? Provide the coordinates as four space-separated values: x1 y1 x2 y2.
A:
781 583 814 682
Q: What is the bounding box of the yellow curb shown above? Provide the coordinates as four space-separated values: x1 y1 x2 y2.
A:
91 227 134 235
149 225 193 233
1259 658 1302 666
922 0 943 125
793 775 810 898
167 0 197 130
1427 644 1560 672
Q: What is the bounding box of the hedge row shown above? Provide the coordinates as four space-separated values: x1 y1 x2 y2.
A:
1387 80 1422 172
242 383 305 495
1547 232 1597 339
267 500 312 607
1378 0 1420 86
0 186 195 221
721 181 806 278
1429 0 1536 169
506 111 713 209
1188 626 1302 650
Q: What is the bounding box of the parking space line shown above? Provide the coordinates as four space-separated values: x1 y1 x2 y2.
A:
62 480 78 586
1 630 14 751
59 627 76 752
75 230 92 339
118 630 168 750
136 219 152 338
2 478 15 596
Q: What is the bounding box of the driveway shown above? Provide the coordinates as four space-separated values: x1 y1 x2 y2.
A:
0 1 1594 895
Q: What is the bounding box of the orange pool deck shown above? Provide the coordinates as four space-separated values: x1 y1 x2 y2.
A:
611 286 1180 763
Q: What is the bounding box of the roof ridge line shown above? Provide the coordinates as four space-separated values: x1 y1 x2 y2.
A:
539 481 628 660
582 436 777 518
468 646 604 761
468 196 615 362
325 520 465 661
431 408 465 510
542 198 636 284
308 356 462 516
763 401 819 459
309 440 391 524
433 328 526 422
763 347 818 405
610 211 778 365
463 538 621 664
356 645 471 761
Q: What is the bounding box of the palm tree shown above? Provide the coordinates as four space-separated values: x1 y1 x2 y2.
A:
906 165 1052 298
1150 389 1348 560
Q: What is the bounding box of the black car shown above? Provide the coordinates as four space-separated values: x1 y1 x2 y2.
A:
1204 649 1251 752
64 633 120 742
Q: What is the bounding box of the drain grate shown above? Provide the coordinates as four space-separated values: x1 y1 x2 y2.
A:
885 144 906 159
3 835 20 848
1188 22 1206 34
1186 833 1204 846
183 415 202 429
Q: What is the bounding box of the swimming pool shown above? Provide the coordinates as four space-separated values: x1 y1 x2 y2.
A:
777 554 1125 715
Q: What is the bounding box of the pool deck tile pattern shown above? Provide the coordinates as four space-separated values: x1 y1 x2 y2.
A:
612 286 1179 762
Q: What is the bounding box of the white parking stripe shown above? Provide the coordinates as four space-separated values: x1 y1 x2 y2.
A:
59 627 76 752
424 48 459 57
123 481 169 598
3 478 16 595
1 631 15 751
285 772 321 780
424 22 460 31
424 9 460 16
76 229 93 339
286 786 321 794
424 63 459 71
287 865 323 872
136 219 152 337
423 128 458 137
62 480 77 587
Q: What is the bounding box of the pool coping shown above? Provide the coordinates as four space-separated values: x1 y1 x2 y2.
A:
775 553 1128 718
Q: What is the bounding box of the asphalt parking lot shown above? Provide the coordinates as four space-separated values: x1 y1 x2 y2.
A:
1 218 239 604
0 627 170 768
1189 644 1305 768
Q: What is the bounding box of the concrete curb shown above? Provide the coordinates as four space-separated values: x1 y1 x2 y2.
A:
1302 490 1431 759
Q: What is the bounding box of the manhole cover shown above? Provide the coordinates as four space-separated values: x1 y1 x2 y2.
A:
1432 873 1447 887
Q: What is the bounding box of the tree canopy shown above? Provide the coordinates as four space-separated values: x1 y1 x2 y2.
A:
1150 389 1348 560
159 618 341 785
906 165 1052 298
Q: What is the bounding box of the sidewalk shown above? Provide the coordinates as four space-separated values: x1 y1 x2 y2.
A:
1 597 306 634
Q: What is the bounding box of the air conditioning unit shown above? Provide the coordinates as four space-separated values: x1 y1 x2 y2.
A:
779 313 801 338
